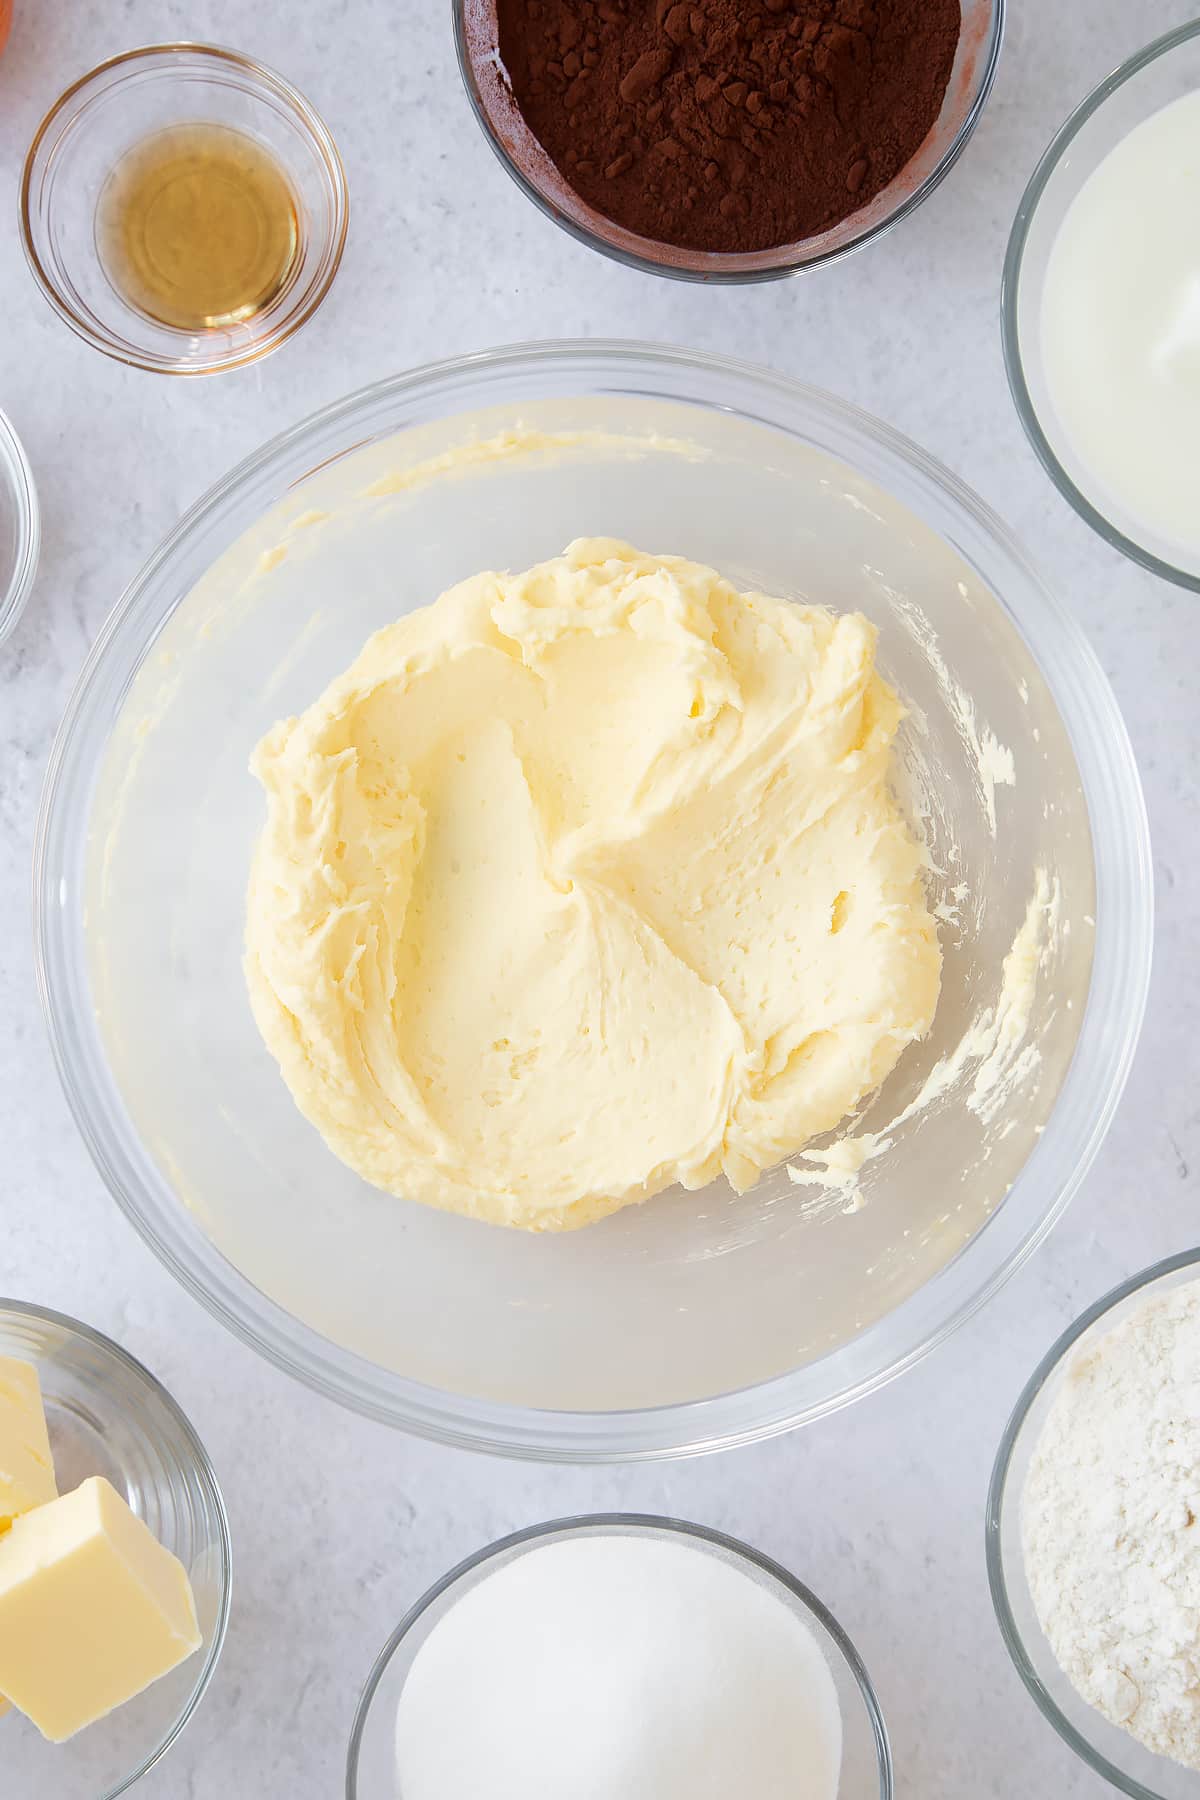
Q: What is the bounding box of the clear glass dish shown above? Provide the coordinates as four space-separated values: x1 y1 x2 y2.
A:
454 0 1003 281
986 1250 1200 1799
0 405 39 645
20 43 348 376
34 341 1151 1460
347 1514 892 1798
0 1298 231 1798
1003 20 1200 590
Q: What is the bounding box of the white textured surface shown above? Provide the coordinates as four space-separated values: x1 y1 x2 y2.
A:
0 3 1195 1795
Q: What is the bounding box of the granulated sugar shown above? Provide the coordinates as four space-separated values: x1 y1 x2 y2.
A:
394 1532 842 1799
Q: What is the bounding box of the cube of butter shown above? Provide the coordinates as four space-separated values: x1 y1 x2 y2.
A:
0 1355 57 1532
0 1475 202 1741
0 1357 57 1717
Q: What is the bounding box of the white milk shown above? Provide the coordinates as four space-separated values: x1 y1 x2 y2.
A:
1040 87 1200 563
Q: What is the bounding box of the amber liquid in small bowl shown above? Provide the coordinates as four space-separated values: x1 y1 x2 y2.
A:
97 122 300 332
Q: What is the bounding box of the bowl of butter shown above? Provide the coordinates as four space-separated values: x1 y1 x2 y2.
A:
0 1299 230 1796
35 341 1151 1460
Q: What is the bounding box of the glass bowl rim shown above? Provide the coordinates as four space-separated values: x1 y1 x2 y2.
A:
985 1246 1200 1799
451 0 1005 284
19 39 350 378
1001 17 1200 593
346 1511 893 1799
33 337 1153 1462
0 406 41 645
0 1294 233 1799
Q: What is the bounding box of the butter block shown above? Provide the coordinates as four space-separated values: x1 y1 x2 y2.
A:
0 1475 202 1741
0 1357 58 1726
0 1355 57 1532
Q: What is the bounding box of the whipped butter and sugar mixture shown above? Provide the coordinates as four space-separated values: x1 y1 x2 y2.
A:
246 539 940 1230
1023 1281 1200 1768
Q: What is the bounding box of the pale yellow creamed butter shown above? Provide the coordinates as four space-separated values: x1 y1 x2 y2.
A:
246 539 941 1231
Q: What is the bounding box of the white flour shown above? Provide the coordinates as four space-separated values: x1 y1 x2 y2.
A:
1022 1279 1200 1769
394 1533 842 1799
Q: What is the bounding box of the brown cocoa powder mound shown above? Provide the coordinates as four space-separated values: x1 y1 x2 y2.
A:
494 0 962 254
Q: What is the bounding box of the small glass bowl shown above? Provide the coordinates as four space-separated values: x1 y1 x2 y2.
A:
0 1298 231 1798
987 1249 1200 1799
21 43 348 376
454 0 1003 282
1003 20 1200 591
0 407 39 645
348 1514 892 1798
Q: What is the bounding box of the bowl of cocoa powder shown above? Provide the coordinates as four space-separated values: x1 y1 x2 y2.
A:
456 0 1002 280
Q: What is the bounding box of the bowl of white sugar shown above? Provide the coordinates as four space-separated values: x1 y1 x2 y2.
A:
1004 20 1200 590
347 1514 891 1799
988 1248 1200 1799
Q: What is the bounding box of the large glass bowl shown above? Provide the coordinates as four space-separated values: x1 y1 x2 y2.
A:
348 1516 891 1798
455 0 1004 281
34 341 1151 1461
987 1251 1200 1798
1003 21 1200 590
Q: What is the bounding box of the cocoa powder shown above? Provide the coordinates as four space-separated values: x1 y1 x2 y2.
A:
494 0 962 254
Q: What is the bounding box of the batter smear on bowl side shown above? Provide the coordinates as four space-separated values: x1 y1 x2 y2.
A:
245 539 941 1230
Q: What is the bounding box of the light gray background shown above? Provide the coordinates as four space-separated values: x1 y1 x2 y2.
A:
1 3 1194 1794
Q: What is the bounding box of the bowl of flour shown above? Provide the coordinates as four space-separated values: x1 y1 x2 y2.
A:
988 1249 1200 1799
